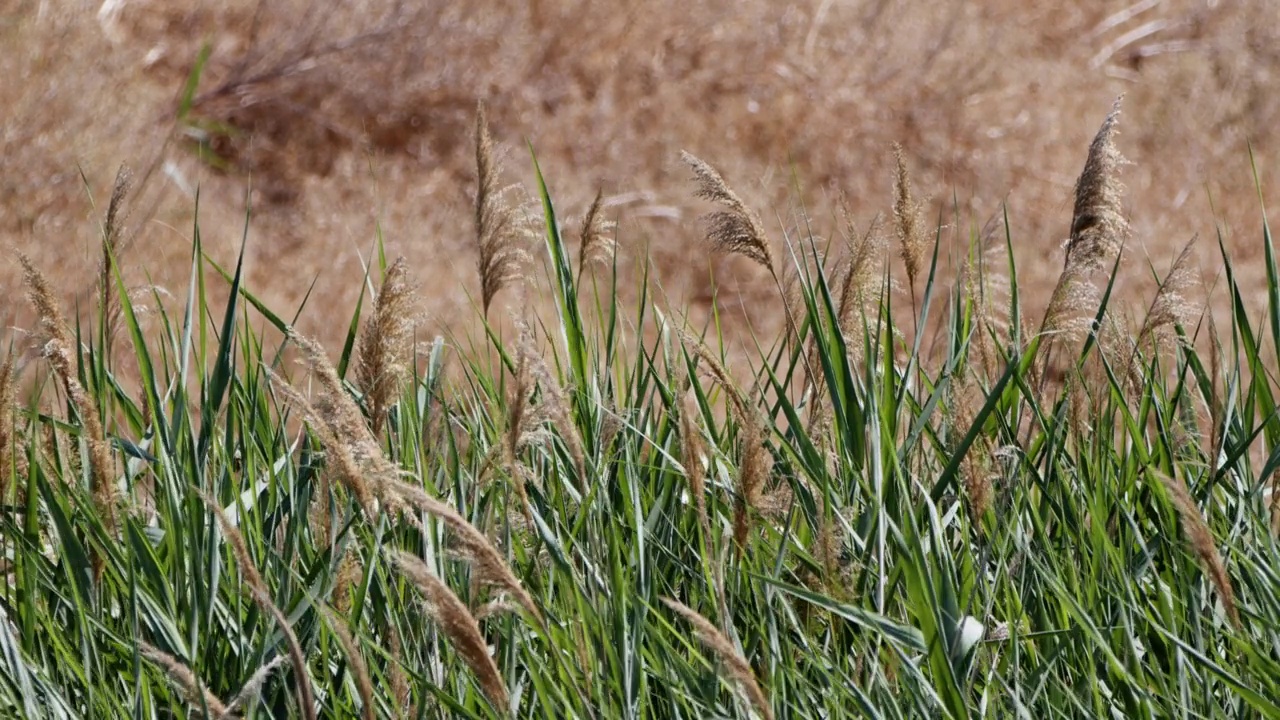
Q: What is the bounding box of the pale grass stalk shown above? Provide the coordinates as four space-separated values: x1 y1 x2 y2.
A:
1158 472 1241 629
198 489 317 720
391 551 510 713
138 641 231 718
385 479 541 624
20 253 117 548
221 656 288 719
661 597 774 720
321 606 375 720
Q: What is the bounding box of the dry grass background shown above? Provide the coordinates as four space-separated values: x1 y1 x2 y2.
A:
2 0 1278 360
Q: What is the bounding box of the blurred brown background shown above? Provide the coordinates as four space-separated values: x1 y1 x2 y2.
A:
2 0 1278 357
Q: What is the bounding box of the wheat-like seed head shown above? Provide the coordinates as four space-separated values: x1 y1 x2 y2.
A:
321 606 374 720
138 641 231 718
661 597 775 720
19 252 117 544
475 102 531 317
385 479 541 624
678 386 711 542
1067 97 1128 272
513 321 586 489
222 656 288 720
390 551 510 713
199 489 317 720
97 165 132 359
355 256 419 436
578 189 616 271
732 412 772 553
1158 472 1241 629
892 144 927 289
1136 237 1199 354
681 151 774 273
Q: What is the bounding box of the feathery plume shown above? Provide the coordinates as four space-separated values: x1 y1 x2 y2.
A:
513 322 586 489
681 151 774 273
391 551 510 713
20 253 117 540
578 189 616 271
0 350 26 499
321 607 375 720
222 656 288 719
97 165 132 360
1135 237 1199 354
138 642 231 718
892 144 927 289
385 480 541 624
678 387 711 542
1158 472 1240 629
199 489 317 720
836 210 886 345
661 597 774 720
1037 97 1129 371
355 257 419 436
475 102 531 317
949 373 994 525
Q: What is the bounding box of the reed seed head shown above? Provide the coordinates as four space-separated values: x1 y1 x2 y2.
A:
321 607 375 720
892 144 927 289
1067 96 1128 273
1158 472 1241 629
138 641 231 718
578 189 616 271
391 551 510 713
681 151 774 273
355 256 419 436
661 597 774 720
475 102 532 317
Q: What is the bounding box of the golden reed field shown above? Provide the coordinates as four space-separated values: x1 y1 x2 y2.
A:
2 0 1278 358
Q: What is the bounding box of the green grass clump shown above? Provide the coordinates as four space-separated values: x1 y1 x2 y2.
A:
2 103 1280 720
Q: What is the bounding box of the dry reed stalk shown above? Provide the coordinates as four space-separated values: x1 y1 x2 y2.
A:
891 144 927 291
678 387 711 542
680 151 774 273
385 479 541 624
474 102 531 317
1158 472 1241 629
1129 237 1199 379
0 350 26 500
223 656 288 719
390 551 510 713
264 366 379 519
138 642 231 718
20 253 117 544
1038 97 1129 374
578 189 616 271
321 606 375 720
661 597 774 720
355 256 419 436
198 489 317 720
96 166 132 360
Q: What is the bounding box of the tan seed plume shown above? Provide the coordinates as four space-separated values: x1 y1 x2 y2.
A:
198 489 317 720
661 597 774 720
681 151 774 273
1039 97 1129 356
678 387 711 542
1158 472 1241 629
138 641 231 718
391 551 510 713
578 189 616 271
475 102 531 317
97 165 132 360
892 144 927 290
386 479 541 624
0 350 26 499
355 256 419 436
19 253 117 543
321 606 375 720
222 656 288 719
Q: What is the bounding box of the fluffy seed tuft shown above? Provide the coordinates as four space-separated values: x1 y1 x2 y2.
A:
475 102 532 317
681 151 774 273
1158 472 1241 629
661 597 774 720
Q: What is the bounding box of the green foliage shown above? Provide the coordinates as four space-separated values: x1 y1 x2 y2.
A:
1 156 1279 720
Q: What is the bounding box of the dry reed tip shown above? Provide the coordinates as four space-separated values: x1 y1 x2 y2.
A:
321 606 375 720
390 550 510 713
138 641 231 718
355 256 419 435
680 150 774 273
1067 95 1128 272
1158 472 1241 629
578 189 616 270
661 597 774 720
198 488 318 720
891 144 926 288
475 101 531 317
